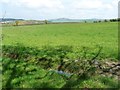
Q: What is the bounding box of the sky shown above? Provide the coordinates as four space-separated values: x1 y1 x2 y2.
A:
0 0 119 20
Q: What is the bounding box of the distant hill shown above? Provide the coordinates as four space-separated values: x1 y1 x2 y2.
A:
0 18 105 23
48 18 102 23
0 18 24 22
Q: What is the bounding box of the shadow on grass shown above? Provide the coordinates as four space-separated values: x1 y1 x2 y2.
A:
2 44 119 89
2 58 57 89
2 58 25 89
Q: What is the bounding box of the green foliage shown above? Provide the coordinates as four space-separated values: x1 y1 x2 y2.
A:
2 57 118 89
2 44 103 70
2 44 119 88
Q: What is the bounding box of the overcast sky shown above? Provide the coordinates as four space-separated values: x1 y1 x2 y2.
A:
0 0 119 20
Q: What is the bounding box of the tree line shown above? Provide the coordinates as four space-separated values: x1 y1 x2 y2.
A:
93 18 120 23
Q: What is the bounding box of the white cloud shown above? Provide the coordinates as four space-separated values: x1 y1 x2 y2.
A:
0 0 119 19
0 0 10 3
72 0 113 9
74 0 102 9
0 0 64 9
112 0 119 6
19 0 64 9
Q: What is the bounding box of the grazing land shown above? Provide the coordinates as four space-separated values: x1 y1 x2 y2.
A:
1 22 119 89
2 22 118 59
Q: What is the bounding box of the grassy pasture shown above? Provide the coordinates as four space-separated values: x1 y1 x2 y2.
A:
1 22 119 89
2 22 118 60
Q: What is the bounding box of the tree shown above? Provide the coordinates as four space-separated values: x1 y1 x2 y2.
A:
44 20 48 24
110 19 117 22
93 21 97 23
104 19 108 22
15 21 19 26
98 20 101 23
117 18 120 22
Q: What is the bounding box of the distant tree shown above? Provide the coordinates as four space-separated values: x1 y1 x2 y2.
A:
110 19 117 22
15 21 19 26
84 21 87 23
104 19 108 22
118 18 120 22
98 20 101 23
44 20 48 24
93 21 97 23
110 19 113 22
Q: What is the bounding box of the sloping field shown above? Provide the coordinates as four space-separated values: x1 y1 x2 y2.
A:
2 22 118 60
1 22 119 89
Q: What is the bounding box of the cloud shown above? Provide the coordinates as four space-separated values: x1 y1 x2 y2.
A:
20 0 64 9
74 0 102 9
0 0 10 3
112 0 119 6
0 0 119 19
0 0 64 9
72 0 113 10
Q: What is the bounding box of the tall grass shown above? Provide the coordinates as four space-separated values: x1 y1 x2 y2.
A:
2 44 119 88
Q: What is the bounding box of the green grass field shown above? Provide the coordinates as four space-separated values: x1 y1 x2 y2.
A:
1 22 119 89
2 22 118 60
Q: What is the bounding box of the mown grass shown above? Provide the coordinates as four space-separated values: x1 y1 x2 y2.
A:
2 22 118 60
